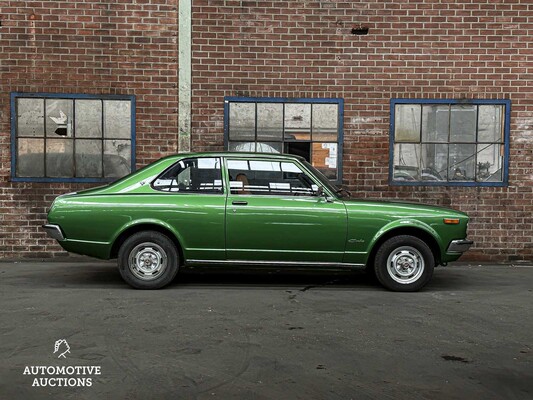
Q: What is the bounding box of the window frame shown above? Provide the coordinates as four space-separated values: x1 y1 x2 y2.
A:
10 92 136 183
389 98 511 187
223 96 344 184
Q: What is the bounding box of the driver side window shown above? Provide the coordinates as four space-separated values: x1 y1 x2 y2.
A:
153 157 223 193
228 159 318 196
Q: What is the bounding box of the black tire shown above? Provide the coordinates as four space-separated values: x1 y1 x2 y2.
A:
374 235 434 292
118 231 179 289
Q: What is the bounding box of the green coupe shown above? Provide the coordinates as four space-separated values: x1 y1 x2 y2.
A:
43 152 472 291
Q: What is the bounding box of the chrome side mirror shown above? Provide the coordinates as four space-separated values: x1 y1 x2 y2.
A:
316 186 334 203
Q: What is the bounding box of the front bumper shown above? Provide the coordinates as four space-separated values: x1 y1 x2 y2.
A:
42 224 65 241
447 239 473 253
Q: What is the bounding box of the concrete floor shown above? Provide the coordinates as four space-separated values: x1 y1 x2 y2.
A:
0 261 532 400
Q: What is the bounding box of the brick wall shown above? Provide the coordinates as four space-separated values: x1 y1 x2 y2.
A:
190 0 533 262
0 0 178 258
1 0 531 261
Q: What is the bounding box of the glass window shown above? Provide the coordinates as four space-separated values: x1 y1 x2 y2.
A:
11 93 135 182
224 98 343 182
391 100 509 186
152 158 223 194
227 158 317 196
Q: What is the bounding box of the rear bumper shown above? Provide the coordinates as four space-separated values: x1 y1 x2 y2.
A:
447 239 473 253
42 224 65 241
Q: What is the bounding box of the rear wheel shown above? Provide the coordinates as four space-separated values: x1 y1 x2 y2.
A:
118 231 179 289
374 235 434 292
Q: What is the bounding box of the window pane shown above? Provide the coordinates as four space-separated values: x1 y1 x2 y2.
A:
46 99 73 138
421 143 448 181
422 105 449 142
449 144 475 181
75 100 102 138
104 140 131 178
17 139 44 177
104 100 131 139
393 143 421 181
478 105 503 143
46 139 74 177
229 103 255 141
477 144 503 182
75 140 102 178
228 159 315 196
17 98 44 137
450 105 476 142
312 142 337 180
284 103 311 141
312 104 338 141
229 141 255 152
257 103 283 141
394 104 421 142
256 142 282 153
153 158 222 193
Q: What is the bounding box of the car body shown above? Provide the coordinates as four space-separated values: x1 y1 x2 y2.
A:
43 152 472 291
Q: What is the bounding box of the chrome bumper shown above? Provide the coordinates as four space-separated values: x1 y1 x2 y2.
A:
42 224 65 241
447 239 473 253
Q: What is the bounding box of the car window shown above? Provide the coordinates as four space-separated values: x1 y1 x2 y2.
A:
227 159 318 196
152 157 223 193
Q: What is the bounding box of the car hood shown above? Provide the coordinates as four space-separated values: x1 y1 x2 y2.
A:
342 198 468 217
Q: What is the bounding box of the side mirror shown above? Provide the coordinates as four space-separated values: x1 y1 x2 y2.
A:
316 186 334 203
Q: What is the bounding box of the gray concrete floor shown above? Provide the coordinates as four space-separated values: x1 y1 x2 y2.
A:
0 261 532 400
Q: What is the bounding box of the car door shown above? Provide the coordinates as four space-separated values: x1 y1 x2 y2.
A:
224 157 347 263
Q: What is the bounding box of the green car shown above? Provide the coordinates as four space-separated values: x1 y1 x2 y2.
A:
43 152 472 291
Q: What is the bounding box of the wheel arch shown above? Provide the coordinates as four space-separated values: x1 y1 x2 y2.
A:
110 222 185 263
366 226 442 268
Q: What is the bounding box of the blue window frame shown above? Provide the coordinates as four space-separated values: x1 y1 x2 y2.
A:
390 99 510 187
10 92 136 183
224 96 344 183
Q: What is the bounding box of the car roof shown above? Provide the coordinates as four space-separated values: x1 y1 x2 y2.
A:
164 152 306 162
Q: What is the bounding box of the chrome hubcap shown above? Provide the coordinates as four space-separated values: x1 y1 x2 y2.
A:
128 242 167 281
386 246 424 284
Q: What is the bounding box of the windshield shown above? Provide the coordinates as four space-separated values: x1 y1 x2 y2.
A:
302 160 350 198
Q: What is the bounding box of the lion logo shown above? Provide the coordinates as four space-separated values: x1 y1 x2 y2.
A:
53 339 71 359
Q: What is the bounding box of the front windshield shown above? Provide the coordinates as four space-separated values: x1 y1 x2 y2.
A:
302 160 350 198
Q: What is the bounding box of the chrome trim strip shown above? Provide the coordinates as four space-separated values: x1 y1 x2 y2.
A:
42 224 65 241
186 259 365 268
447 239 473 253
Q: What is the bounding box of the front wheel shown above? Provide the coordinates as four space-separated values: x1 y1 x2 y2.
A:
374 235 434 292
118 231 179 289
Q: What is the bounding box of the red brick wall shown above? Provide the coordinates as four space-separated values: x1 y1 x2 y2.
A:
190 0 533 262
1 0 531 261
0 0 178 258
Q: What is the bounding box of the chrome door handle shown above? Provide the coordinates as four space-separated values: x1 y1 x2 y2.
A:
232 200 248 205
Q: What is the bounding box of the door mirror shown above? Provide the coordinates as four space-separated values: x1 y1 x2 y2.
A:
316 186 334 203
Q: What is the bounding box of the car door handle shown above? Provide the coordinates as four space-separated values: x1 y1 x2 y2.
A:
232 200 248 206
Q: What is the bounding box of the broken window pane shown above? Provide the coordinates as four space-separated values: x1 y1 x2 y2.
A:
477 144 503 182
449 143 475 181
104 100 131 139
75 100 102 138
17 98 44 137
312 142 337 180
17 139 44 177
104 140 131 178
229 103 255 141
257 103 282 141
478 105 503 143
312 104 338 142
284 103 311 141
422 105 449 142
75 140 103 178
395 104 421 142
450 105 476 142
46 99 73 138
393 143 421 181
46 139 74 177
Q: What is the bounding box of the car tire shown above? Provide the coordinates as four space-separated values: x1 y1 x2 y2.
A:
374 235 434 292
118 231 179 289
